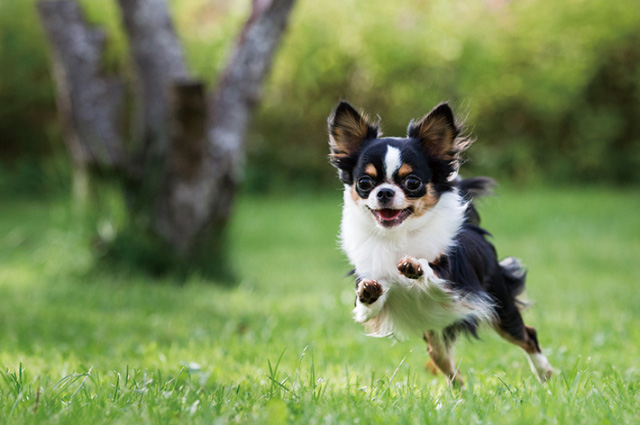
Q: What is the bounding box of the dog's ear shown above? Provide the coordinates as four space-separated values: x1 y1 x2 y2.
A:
407 103 468 161
328 101 379 171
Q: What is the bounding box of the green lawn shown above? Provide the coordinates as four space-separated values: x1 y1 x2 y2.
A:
1 186 639 424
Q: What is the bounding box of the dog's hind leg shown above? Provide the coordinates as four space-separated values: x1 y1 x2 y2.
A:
423 331 465 388
493 303 553 382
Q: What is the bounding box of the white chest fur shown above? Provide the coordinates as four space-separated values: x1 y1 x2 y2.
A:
340 189 466 281
340 189 491 338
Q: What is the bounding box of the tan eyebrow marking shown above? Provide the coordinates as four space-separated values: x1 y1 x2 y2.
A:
365 163 377 178
397 163 413 179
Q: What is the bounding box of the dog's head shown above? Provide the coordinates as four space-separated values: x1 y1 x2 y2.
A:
328 101 471 228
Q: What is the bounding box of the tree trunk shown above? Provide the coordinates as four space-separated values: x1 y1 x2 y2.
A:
37 0 125 199
37 0 297 277
153 0 297 262
154 81 208 255
116 0 188 170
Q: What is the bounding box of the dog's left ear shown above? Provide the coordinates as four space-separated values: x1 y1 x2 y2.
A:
407 103 467 161
328 101 379 170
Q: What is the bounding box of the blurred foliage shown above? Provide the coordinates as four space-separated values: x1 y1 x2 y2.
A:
256 0 640 187
0 0 57 160
1 0 639 193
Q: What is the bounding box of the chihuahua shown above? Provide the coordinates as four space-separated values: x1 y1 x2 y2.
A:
328 101 553 385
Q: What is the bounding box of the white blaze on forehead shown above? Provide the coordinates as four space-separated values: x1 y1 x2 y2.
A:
384 146 402 181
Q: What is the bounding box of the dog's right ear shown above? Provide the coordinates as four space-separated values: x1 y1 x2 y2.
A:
328 101 379 177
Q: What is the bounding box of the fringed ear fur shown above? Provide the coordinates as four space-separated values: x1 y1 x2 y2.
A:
407 103 471 164
328 101 379 169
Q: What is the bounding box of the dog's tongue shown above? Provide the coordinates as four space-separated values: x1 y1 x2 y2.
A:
379 209 401 221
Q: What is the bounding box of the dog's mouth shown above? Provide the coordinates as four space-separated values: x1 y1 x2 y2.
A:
370 207 413 228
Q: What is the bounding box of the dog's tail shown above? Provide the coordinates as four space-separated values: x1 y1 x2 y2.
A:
456 176 496 225
499 256 530 310
458 176 496 199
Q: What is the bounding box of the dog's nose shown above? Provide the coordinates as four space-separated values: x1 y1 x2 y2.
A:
377 188 395 204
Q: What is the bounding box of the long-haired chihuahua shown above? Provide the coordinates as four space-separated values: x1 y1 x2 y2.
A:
328 101 553 386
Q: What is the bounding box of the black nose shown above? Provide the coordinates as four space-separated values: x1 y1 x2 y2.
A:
376 188 395 204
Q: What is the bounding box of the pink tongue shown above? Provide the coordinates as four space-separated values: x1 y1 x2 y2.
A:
379 209 401 221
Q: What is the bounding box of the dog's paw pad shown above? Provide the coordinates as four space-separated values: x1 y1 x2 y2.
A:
397 257 423 279
357 279 383 304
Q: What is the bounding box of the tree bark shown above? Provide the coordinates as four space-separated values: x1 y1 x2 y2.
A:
154 81 208 255
116 0 188 168
37 0 125 197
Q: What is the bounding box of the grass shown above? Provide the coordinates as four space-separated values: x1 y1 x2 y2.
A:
0 186 639 424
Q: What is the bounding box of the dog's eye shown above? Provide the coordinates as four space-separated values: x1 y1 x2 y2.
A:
357 176 374 191
404 176 422 191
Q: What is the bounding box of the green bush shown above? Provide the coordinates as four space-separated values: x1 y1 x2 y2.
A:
1 0 639 192
0 0 57 161
255 0 640 187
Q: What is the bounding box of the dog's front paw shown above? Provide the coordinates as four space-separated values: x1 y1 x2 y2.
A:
357 279 384 305
397 257 424 279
